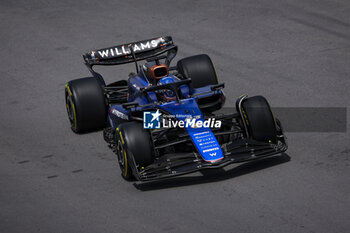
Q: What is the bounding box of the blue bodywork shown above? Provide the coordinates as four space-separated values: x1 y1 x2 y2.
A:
159 98 224 161
108 70 225 162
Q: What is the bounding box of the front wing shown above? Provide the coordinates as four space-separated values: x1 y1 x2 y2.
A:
130 138 287 181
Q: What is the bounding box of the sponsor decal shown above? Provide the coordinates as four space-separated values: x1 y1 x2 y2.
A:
191 131 223 161
111 109 129 120
95 37 166 59
132 84 140 90
143 111 221 129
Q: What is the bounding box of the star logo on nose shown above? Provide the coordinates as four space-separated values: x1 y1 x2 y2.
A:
151 110 161 122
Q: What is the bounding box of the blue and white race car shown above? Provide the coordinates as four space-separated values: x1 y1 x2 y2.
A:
65 36 287 181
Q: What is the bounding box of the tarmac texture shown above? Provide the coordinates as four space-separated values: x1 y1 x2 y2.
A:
0 0 349 232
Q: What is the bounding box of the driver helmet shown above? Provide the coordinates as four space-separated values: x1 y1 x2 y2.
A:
157 76 179 102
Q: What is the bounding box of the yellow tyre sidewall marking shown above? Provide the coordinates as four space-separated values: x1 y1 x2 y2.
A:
241 108 249 126
118 130 128 177
117 128 128 176
119 131 124 144
212 63 219 84
124 150 128 177
65 84 77 130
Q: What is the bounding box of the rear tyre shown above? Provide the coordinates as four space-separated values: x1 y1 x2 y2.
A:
241 96 277 143
177 54 223 112
65 77 107 133
177 54 218 88
115 122 153 180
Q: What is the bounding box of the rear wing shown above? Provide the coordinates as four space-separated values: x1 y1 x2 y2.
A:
83 36 177 67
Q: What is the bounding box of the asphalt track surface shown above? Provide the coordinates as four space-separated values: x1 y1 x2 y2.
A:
1 1 349 232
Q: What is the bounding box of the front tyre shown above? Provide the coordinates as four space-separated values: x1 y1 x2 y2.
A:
115 128 133 180
241 96 277 143
115 122 154 180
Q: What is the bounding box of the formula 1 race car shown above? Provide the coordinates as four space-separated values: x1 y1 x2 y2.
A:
65 36 288 181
